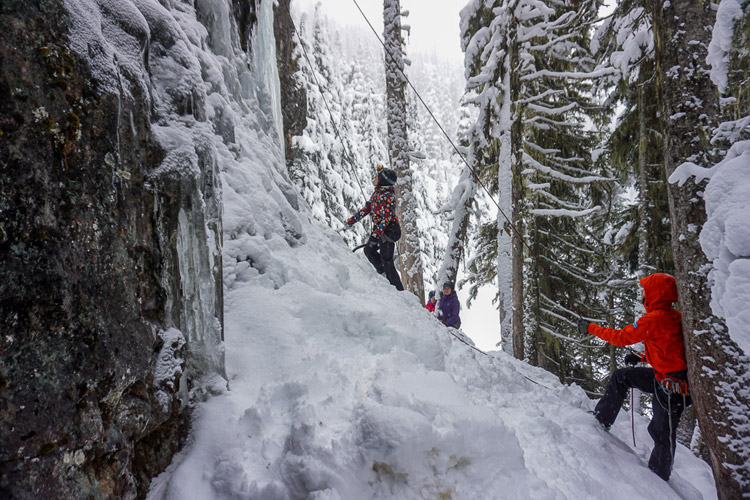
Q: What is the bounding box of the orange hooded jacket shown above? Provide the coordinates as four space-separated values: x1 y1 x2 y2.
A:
588 273 688 384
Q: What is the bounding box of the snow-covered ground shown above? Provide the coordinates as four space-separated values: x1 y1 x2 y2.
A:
149 200 717 499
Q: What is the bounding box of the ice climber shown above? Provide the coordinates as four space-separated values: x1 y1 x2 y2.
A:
344 165 404 291
438 282 461 329
426 291 437 312
577 272 690 481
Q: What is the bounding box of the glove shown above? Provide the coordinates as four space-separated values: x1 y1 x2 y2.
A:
577 319 590 336
336 222 352 233
367 235 379 247
624 353 641 366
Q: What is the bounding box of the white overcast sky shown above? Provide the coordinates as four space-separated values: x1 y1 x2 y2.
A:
293 0 466 63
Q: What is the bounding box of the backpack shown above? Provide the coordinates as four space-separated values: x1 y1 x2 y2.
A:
381 221 401 243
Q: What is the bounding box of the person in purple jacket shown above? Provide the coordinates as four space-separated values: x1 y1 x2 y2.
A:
438 281 461 328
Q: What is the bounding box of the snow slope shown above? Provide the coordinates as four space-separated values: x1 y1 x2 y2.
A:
137 1 717 498
150 192 717 499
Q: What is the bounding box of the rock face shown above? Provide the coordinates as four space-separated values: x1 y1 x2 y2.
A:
274 0 307 164
0 0 229 497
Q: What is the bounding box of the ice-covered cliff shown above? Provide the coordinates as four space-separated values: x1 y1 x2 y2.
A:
0 0 254 496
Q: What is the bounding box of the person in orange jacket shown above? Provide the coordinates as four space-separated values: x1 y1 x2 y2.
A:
577 273 690 481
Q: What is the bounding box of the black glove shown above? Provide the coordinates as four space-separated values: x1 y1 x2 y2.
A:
367 235 379 247
577 319 590 336
624 353 641 366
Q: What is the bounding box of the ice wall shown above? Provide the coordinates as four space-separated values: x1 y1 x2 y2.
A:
256 0 287 161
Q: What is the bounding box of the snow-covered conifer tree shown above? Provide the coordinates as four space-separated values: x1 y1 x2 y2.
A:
290 8 371 246
383 0 425 301
437 104 478 294
517 0 611 383
460 0 611 363
407 56 465 293
460 0 516 355
593 1 673 281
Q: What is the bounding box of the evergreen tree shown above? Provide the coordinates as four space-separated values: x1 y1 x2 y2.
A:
383 0 425 301
438 105 479 294
408 56 465 293
460 0 611 364
517 0 611 389
593 0 673 280
460 0 516 354
290 9 372 247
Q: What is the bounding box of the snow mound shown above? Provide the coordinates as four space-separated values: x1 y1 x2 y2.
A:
700 141 750 355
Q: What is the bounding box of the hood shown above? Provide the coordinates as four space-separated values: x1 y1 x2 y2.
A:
640 273 678 312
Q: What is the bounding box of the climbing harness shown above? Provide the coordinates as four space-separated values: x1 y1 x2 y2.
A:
658 376 689 396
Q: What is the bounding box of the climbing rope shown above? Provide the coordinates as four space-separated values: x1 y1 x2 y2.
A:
446 327 488 356
349 0 586 319
440 324 555 390
631 388 637 447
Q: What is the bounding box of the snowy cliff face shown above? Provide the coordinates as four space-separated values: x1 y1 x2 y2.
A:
273 0 307 163
0 0 255 496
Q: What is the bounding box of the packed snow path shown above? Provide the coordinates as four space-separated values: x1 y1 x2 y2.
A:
150 217 716 499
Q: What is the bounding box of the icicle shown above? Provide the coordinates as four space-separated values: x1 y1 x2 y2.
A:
254 0 286 161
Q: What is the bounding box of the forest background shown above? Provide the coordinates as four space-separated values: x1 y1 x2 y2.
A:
286 0 750 495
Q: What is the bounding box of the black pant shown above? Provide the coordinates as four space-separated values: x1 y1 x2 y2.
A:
594 367 689 481
363 241 404 291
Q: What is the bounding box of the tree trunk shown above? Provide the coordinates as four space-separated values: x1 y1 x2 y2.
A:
632 84 650 414
533 219 543 369
637 80 650 277
509 20 525 361
383 0 424 301
653 1 750 496
274 0 307 166
496 48 514 355
438 168 476 289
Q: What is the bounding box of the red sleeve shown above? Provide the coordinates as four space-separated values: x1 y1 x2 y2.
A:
588 317 649 347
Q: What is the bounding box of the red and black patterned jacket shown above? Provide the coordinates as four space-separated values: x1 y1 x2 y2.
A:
347 186 399 240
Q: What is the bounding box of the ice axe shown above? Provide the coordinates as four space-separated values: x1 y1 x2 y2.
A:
352 242 368 252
